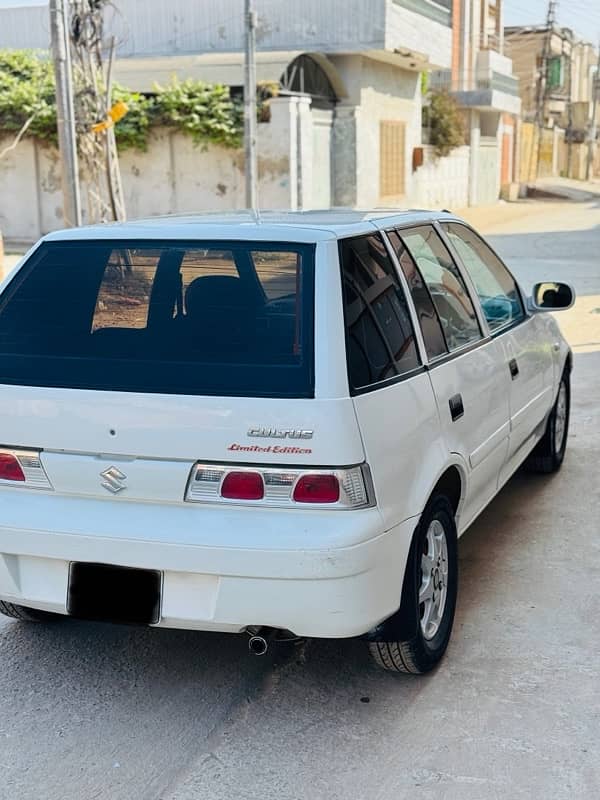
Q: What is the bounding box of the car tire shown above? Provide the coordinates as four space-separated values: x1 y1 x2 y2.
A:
368 494 458 675
0 601 62 623
526 373 570 474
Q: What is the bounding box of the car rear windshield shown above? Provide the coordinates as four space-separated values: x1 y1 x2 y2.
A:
0 240 315 398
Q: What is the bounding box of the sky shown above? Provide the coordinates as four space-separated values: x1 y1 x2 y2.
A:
503 0 600 42
0 0 599 43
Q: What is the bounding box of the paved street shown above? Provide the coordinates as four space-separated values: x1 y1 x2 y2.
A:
1 195 599 799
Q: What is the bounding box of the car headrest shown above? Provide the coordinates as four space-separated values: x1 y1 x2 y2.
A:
185 276 258 319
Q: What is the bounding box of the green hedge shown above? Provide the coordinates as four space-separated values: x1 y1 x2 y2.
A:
0 50 244 151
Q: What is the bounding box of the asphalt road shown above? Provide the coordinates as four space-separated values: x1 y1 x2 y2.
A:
1 196 599 800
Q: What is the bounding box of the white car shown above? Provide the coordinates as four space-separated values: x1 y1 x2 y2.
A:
0 211 573 674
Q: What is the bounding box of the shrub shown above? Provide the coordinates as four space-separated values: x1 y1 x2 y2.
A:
422 89 465 158
0 50 57 144
0 50 245 152
153 79 243 149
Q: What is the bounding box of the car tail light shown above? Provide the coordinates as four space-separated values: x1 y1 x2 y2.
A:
293 474 339 504
0 453 25 482
0 449 52 490
221 471 264 501
186 463 373 509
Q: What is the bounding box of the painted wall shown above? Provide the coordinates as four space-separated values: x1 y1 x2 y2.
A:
412 145 470 209
0 97 310 243
0 1 384 55
476 139 501 205
386 0 453 70
330 55 422 207
0 0 453 69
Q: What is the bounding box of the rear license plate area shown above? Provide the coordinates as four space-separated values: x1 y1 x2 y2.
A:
67 562 161 625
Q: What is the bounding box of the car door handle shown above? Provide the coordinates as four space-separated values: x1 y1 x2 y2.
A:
509 358 519 380
449 394 464 422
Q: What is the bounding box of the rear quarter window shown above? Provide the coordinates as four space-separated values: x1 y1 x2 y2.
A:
0 240 315 398
339 233 421 392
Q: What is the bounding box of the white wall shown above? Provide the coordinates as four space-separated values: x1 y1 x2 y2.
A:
311 109 334 209
359 57 422 207
386 1 453 70
1 133 253 242
0 0 451 69
330 55 422 208
0 97 326 243
412 145 470 209
0 136 40 242
476 139 500 206
0 0 386 55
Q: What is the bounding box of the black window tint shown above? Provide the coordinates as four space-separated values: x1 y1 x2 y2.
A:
441 222 525 332
401 226 482 352
387 230 447 360
340 234 420 391
0 240 314 398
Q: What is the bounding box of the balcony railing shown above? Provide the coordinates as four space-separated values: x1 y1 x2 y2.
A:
479 72 520 96
392 0 452 27
429 70 520 97
479 32 502 52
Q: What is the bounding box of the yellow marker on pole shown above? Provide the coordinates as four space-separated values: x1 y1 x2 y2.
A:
91 101 129 134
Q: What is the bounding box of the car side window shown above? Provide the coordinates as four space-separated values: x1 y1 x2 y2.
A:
441 222 525 333
400 226 482 353
386 230 448 360
339 234 420 391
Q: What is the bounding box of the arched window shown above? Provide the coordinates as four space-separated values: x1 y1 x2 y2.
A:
280 55 338 106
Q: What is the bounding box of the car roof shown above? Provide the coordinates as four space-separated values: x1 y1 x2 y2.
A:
42 209 462 244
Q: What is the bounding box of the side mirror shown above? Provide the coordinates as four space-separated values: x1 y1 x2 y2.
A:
528 282 575 313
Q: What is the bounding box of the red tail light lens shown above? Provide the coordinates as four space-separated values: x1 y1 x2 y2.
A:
221 471 264 500
187 464 372 508
0 453 26 482
293 474 340 504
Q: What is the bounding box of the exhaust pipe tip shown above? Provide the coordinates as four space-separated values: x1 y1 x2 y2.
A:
248 635 269 656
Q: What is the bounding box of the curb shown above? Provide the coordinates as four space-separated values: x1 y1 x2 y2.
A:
526 183 599 203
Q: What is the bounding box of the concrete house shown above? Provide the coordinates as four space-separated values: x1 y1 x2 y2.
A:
432 0 521 204
505 25 599 179
0 0 458 226
0 1 519 240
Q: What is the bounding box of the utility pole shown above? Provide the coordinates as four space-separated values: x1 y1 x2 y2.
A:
535 0 558 177
566 39 574 178
244 0 258 211
71 12 127 225
49 0 82 227
585 40 600 180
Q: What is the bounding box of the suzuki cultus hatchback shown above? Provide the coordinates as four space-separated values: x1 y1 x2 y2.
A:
0 211 574 673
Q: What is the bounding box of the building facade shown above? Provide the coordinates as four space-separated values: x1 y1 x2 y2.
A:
432 0 521 204
505 26 599 180
0 0 520 240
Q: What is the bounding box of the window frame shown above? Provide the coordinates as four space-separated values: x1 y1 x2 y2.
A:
436 220 528 338
337 232 425 397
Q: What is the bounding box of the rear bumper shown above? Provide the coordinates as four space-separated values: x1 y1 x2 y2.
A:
0 491 417 638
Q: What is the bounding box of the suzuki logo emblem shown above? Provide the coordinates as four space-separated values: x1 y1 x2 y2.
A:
100 466 127 494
